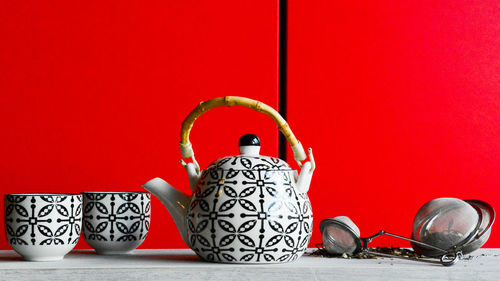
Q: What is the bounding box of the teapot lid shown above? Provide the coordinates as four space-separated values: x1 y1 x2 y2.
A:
207 134 292 171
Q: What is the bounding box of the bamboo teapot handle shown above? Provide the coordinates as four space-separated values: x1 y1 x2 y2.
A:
179 96 311 171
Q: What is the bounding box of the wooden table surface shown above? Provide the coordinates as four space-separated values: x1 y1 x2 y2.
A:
0 249 499 281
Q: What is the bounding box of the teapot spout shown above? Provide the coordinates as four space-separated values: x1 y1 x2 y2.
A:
143 177 191 246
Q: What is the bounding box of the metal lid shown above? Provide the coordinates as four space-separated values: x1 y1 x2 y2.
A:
460 200 496 254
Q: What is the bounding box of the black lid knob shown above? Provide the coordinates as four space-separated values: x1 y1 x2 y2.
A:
239 134 261 147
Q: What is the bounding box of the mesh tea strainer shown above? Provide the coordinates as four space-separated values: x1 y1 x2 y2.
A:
320 216 462 266
411 198 495 256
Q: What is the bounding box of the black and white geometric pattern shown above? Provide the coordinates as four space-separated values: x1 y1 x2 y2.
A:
4 194 82 246
82 192 151 246
187 155 313 263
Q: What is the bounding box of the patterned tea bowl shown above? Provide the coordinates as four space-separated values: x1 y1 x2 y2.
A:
82 192 151 255
4 193 82 261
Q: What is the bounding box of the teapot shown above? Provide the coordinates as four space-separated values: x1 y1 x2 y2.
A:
143 96 315 263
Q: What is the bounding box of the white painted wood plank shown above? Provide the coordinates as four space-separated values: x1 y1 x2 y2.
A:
0 249 499 281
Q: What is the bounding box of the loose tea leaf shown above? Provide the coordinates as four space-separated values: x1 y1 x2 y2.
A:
308 243 426 260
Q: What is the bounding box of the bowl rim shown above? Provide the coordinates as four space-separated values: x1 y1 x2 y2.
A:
81 191 149 194
5 193 81 196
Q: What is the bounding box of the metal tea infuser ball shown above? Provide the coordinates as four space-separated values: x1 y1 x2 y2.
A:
411 198 495 256
320 216 462 266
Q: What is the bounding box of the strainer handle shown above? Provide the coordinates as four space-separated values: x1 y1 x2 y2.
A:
362 230 461 266
179 96 310 171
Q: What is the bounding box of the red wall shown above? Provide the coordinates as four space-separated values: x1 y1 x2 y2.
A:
288 0 500 247
0 1 279 249
1 0 499 251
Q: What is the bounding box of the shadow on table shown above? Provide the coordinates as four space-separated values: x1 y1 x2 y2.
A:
71 250 203 263
131 253 201 262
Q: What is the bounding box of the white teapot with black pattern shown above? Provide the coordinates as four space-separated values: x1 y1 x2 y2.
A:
143 96 315 263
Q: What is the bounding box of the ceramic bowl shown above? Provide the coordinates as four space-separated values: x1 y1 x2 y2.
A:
82 192 151 255
4 193 82 261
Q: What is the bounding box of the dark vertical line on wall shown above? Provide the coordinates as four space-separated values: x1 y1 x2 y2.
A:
278 0 288 161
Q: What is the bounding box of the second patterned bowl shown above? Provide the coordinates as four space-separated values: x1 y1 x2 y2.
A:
82 192 151 255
